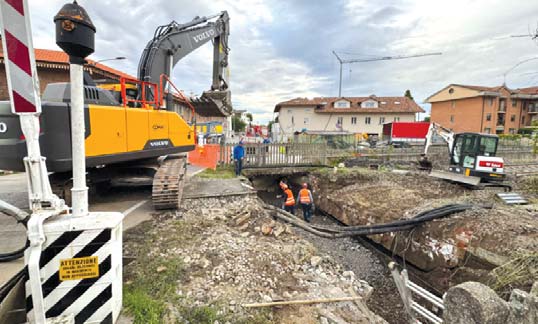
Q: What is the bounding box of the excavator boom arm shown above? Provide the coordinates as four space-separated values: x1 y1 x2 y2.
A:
137 11 230 96
424 122 455 155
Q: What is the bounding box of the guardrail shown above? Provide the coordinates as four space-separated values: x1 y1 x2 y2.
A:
389 262 444 324
217 142 537 168
219 143 329 167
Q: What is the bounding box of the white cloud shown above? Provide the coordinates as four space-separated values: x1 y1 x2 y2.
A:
24 0 538 122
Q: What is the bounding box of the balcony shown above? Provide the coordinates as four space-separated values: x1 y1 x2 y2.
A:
496 119 505 126
529 107 538 114
497 107 506 113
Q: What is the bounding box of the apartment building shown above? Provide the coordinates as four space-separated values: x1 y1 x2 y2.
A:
426 84 538 134
274 95 424 136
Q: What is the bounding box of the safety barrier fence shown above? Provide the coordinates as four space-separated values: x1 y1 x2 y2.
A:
216 142 536 168
389 262 444 324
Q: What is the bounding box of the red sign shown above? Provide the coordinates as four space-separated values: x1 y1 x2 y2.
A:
479 161 503 168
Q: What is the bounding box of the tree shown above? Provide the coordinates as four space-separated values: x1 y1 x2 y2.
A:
404 89 414 101
232 115 246 132
423 116 430 122
268 117 278 132
245 113 253 122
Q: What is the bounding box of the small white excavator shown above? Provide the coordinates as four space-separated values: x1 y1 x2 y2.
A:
419 123 508 188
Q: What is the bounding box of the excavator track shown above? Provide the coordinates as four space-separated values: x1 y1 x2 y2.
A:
152 156 187 210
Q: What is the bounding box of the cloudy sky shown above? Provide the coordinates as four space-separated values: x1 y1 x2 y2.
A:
28 0 538 122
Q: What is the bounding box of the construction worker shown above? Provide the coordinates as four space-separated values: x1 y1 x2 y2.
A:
281 182 296 214
298 183 314 222
233 141 245 176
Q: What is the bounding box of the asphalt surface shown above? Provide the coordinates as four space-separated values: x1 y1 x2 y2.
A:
0 164 205 288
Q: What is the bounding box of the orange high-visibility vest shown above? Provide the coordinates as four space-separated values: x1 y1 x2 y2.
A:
299 188 312 204
284 189 295 206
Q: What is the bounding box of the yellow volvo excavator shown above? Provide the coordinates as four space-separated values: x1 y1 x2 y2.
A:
0 11 232 209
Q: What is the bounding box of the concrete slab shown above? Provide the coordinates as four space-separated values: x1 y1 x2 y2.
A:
183 178 256 199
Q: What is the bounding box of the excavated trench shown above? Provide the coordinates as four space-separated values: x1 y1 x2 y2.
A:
248 168 538 324
252 176 408 324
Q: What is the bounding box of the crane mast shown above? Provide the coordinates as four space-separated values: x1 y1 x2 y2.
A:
332 50 442 96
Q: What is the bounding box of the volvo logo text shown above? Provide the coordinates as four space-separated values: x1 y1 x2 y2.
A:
193 30 215 43
0 122 7 133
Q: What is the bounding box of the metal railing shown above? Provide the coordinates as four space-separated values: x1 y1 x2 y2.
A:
389 262 444 324
216 140 536 168
218 143 329 167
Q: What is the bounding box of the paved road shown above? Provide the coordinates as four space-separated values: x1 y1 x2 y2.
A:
0 164 205 287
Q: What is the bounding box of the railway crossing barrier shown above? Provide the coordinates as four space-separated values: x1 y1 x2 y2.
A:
0 1 124 323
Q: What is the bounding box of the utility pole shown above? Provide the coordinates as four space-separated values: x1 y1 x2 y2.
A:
332 51 442 97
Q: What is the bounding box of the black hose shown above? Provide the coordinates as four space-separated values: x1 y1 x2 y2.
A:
309 204 476 233
0 240 29 262
0 201 29 262
265 203 479 238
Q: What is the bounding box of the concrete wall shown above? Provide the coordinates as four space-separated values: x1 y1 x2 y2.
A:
278 105 416 136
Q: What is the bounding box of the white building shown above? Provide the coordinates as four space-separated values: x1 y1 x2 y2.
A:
274 95 424 137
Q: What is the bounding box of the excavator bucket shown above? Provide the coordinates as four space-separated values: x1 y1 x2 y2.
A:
429 170 481 187
191 90 232 117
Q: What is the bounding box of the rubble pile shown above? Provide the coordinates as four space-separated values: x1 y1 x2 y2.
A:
124 193 386 323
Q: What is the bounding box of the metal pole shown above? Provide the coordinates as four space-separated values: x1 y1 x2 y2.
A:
70 63 88 217
339 61 343 97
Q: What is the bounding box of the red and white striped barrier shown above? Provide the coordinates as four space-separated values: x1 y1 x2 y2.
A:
0 0 41 114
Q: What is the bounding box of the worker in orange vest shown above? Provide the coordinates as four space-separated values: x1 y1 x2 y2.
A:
281 182 296 215
298 183 314 222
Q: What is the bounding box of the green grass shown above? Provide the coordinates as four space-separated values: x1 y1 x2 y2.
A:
196 165 236 179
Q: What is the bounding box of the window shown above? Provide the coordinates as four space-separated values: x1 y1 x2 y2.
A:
449 88 454 94
379 117 385 124
512 100 517 107
394 101 401 105
334 100 350 108
522 116 525 124
365 117 371 124
479 136 498 157
509 128 516 134
510 114 516 122
486 113 491 121
450 115 455 123
394 117 400 122
451 100 456 108
305 109 312 112
336 117 343 128
291 116 294 124
361 100 378 108
484 128 491 134
287 109 292 114
304 117 309 125
488 98 494 106
351 117 357 125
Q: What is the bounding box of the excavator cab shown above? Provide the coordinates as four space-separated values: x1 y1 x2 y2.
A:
448 133 505 182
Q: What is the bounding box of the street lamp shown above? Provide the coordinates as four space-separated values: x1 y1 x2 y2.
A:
90 56 126 65
502 57 538 86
